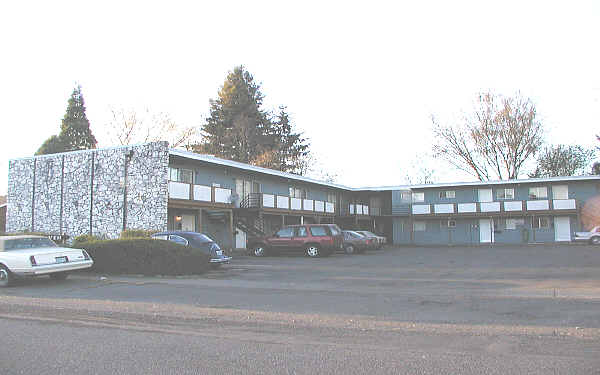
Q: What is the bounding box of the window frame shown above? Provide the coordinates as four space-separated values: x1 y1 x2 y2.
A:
447 220 456 228
276 227 295 238
168 235 189 246
412 192 425 203
532 216 552 229
496 188 515 200
413 221 426 231
439 191 455 199
528 186 548 200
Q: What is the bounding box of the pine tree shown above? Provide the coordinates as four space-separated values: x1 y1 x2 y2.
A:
194 66 311 174
36 85 97 155
272 106 310 174
196 66 276 164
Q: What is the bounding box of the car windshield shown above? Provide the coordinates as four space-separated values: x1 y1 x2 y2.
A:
4 237 58 251
347 231 365 238
361 231 376 237
188 233 213 243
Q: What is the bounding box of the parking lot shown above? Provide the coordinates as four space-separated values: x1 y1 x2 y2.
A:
1 244 600 374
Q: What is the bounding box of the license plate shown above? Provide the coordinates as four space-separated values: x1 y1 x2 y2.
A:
55 256 68 264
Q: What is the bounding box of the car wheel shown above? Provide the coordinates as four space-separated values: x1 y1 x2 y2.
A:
590 237 600 245
0 265 13 287
344 245 355 255
252 245 267 257
49 272 68 281
306 245 320 257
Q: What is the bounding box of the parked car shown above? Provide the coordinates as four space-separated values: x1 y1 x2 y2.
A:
341 230 371 254
0 235 93 287
248 224 344 257
151 231 232 267
356 231 386 249
574 226 600 244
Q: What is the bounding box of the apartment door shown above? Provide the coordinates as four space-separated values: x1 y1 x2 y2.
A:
235 229 247 249
554 216 571 242
478 189 493 203
181 214 196 232
479 219 494 243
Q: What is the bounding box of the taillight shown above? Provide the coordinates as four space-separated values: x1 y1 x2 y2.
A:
82 250 90 260
30 256 37 266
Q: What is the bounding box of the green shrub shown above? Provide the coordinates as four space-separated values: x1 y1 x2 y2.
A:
120 229 157 239
72 234 102 247
78 238 211 276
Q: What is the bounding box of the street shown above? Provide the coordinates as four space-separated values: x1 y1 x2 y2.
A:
1 245 599 374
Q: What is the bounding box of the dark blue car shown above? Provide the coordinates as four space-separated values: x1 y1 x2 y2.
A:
151 231 232 268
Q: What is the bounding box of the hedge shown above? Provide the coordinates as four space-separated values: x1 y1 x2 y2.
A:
120 229 157 239
78 238 211 276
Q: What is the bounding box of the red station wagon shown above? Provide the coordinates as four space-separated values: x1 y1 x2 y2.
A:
248 224 344 257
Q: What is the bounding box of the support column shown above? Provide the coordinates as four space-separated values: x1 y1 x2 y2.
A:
197 208 203 232
281 215 285 227
229 209 234 252
300 216 304 225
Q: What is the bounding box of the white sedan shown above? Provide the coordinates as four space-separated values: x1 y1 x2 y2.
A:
0 235 93 287
574 226 600 245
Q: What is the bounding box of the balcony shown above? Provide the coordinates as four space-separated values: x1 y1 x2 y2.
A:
410 199 577 216
240 193 336 214
168 181 232 204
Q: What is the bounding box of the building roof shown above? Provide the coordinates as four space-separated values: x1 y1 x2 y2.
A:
170 148 600 192
169 149 356 191
356 175 600 191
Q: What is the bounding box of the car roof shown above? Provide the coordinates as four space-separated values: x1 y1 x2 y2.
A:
0 235 48 251
153 231 213 240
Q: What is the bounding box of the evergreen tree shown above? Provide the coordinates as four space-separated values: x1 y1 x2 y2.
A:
36 85 97 155
194 66 311 174
272 106 310 174
198 66 274 164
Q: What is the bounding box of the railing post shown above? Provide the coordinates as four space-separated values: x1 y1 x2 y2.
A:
189 183 194 200
211 186 215 203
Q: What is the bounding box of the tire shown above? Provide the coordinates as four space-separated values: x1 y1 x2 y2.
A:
0 265 13 287
590 237 600 245
344 244 356 255
252 245 267 257
306 244 320 257
49 272 68 281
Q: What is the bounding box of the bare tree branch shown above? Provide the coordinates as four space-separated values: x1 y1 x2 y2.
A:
432 92 544 181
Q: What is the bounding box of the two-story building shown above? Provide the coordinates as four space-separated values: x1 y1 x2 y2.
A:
5 142 600 247
386 177 600 245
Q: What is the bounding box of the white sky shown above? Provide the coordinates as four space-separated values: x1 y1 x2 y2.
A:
1 0 599 195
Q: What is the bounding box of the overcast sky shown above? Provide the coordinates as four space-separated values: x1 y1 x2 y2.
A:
1 0 599 195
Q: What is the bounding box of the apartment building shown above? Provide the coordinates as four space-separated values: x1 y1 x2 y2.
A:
6 142 600 247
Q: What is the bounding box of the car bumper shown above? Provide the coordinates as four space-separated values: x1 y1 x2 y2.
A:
12 260 94 276
574 236 590 242
210 256 232 264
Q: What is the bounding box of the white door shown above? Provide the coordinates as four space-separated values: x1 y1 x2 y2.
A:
181 214 196 231
236 229 247 249
554 216 571 242
479 219 494 243
553 185 568 200
478 189 493 203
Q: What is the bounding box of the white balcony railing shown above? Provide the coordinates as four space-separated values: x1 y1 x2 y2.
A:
457 203 477 213
503 201 522 211
526 200 549 210
169 181 190 199
412 204 431 214
434 204 454 214
553 199 576 210
480 202 500 212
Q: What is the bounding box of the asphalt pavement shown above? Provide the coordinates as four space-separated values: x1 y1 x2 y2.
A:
1 245 599 374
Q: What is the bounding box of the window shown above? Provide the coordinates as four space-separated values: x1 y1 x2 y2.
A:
309 226 328 236
296 227 308 237
329 225 341 236
496 188 514 199
529 187 548 199
169 167 193 184
413 221 426 231
400 192 412 202
506 219 516 230
276 228 294 238
327 193 337 204
152 234 169 241
289 187 306 199
447 220 456 228
412 192 424 203
169 235 188 246
439 191 455 199
532 216 551 229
